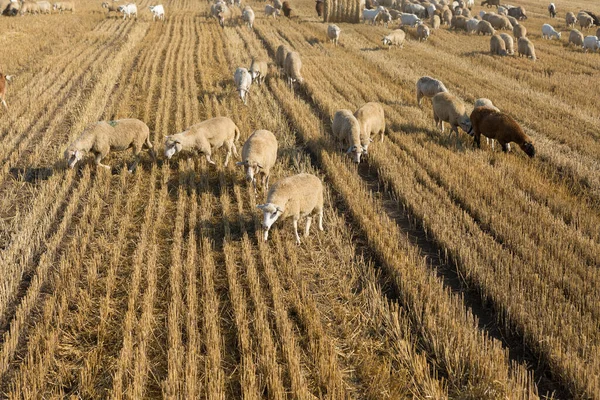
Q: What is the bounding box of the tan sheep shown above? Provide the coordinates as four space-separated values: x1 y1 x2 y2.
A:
451 14 468 30
490 34 507 55
102 1 122 16
284 51 303 86
257 173 324 244
506 15 519 27
327 24 341 46
517 36 536 60
568 29 584 47
566 12 576 27
64 119 154 172
416 76 448 107
236 129 278 193
249 58 268 85
417 23 430 41
37 1 51 13
513 24 526 39
499 33 514 54
474 98 499 111
382 29 406 49
470 107 535 157
431 14 441 28
164 117 240 166
276 44 292 71
332 110 364 163
354 102 385 153
476 19 495 35
53 1 74 12
431 92 473 139
578 13 593 30
20 1 39 14
442 8 452 24
488 14 512 30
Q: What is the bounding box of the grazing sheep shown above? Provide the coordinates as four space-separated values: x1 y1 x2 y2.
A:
568 29 584 46
466 17 479 33
315 0 323 17
517 37 536 60
507 5 526 20
476 20 495 35
217 4 232 27
461 7 471 17
242 5 254 28
542 24 561 39
354 102 386 153
399 12 422 27
548 2 556 18
581 10 600 26
578 14 593 30
284 51 303 86
0 73 14 111
417 23 430 41
416 76 448 107
506 15 518 27
234 67 252 105
488 14 512 30
583 35 600 52
148 4 164 21
249 58 268 85
37 1 51 13
332 110 364 163
431 92 473 139
442 8 452 24
20 1 39 14
513 24 526 39
565 12 576 27
281 0 292 17
117 3 137 19
164 117 240 166
276 44 292 70
382 29 406 48
327 24 341 45
102 2 121 16
474 98 499 111
480 0 499 8
53 1 73 12
470 107 535 157
64 119 154 172
490 34 507 55
379 10 392 27
257 173 324 244
363 6 384 24
431 14 441 28
264 4 279 17
500 33 514 54
236 129 278 193
404 2 426 17
451 15 469 30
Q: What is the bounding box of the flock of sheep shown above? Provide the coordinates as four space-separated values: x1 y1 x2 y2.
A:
0 0 73 15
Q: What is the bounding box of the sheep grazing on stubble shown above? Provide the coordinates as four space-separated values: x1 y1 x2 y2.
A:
477 20 495 35
568 29 584 47
164 117 240 166
542 24 561 40
264 4 279 17
513 24 526 39
257 173 324 244
332 110 364 163
327 24 341 46
234 67 252 105
431 92 473 139
583 35 600 52
64 119 155 172
284 51 303 86
102 1 121 16
565 12 576 28
517 37 536 60
236 129 278 194
249 58 268 85
416 76 448 107
548 3 556 18
507 5 526 20
276 44 292 72
417 23 430 41
382 29 406 49
470 107 535 157
499 33 514 54
490 34 507 55
354 102 386 154
242 5 254 28
53 1 74 13
578 13 593 30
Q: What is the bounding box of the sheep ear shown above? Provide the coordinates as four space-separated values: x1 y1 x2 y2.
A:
275 206 283 213
346 146 354 154
257 204 266 210
5 75 13 82
256 163 263 169
235 161 246 167
369 138 374 142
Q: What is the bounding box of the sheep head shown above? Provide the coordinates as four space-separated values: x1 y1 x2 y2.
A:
459 115 473 135
164 135 183 159
522 142 535 158
346 145 364 163
236 160 263 183
64 149 84 169
256 203 284 241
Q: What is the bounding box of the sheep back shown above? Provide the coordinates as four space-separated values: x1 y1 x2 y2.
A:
284 51 303 83
354 102 385 146
332 109 362 150
499 33 514 54
266 173 324 221
517 37 536 60
276 44 292 68
432 92 469 128
490 34 507 55
240 129 278 173
476 19 495 35
513 24 526 39
569 29 584 46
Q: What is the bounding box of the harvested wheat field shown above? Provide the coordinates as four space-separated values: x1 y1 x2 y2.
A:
0 0 599 397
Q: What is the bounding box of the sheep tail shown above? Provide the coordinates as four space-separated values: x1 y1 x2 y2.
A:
234 125 241 143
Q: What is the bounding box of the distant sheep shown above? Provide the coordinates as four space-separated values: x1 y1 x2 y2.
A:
506 15 518 27
442 8 452 25
416 76 448 107
284 51 303 86
327 24 341 46
500 33 514 54
565 12 576 27
234 67 252 105
354 102 386 153
431 14 441 28
379 10 392 28
117 3 137 19
53 1 73 12
249 58 268 85
20 1 39 14
542 24 561 39
431 92 473 139
488 14 512 30
332 110 364 163
490 34 507 55
417 23 430 41
236 129 278 193
476 20 495 35
581 10 600 26
583 35 600 52
578 13 593 30
276 44 292 70
451 15 469 30
164 117 240 166
257 173 324 244
470 107 535 157
399 12 422 27
242 6 254 28
64 119 154 172
548 2 556 18
507 5 526 20
148 4 164 21
0 73 14 111
466 18 479 33
382 29 406 49
568 29 584 46
264 4 279 17
513 24 526 39
517 37 536 60
480 0 499 8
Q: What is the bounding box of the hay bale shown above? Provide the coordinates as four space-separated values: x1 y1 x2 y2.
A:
324 0 363 22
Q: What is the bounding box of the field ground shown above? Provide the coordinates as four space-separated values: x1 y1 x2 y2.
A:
0 0 599 398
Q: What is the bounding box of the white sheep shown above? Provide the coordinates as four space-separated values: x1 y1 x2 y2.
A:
500 32 514 54
382 29 406 49
578 13 593 30
399 12 422 27
64 119 154 172
148 4 164 21
416 76 448 107
506 15 519 27
431 14 441 29
363 6 384 24
327 24 341 46
583 35 600 52
354 102 385 153
379 10 392 27
234 67 252 105
417 23 430 41
431 92 473 139
476 20 496 35
264 4 280 17
242 6 254 28
466 18 479 33
566 12 576 28
164 117 240 166
284 51 303 86
249 58 268 85
36 1 51 13
332 110 363 163
236 129 278 193
542 24 561 39
117 3 137 19
257 173 324 244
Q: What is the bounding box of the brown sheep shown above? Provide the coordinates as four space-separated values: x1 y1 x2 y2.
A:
507 6 527 20
451 15 468 30
490 34 507 55
470 107 535 157
282 1 292 17
481 0 499 8
517 36 536 60
513 24 526 39
315 0 322 17
0 73 14 111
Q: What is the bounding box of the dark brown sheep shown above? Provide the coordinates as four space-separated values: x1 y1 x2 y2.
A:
470 107 535 157
282 1 292 17
315 0 323 17
365 0 373 10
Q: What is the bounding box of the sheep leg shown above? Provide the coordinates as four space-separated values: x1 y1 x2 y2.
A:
205 153 216 165
293 218 301 245
128 155 140 173
264 174 270 194
223 149 232 167
380 129 384 142
501 142 510 153
1 98 7 112
95 154 111 170
304 216 312 237
318 208 324 231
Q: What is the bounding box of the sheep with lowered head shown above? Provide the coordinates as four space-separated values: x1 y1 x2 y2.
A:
490 34 507 55
470 107 535 157
431 14 441 28
565 12 576 27
332 110 364 163
578 13 593 30
242 6 255 29
476 20 495 35
466 18 479 33
382 29 406 49
451 15 468 30
284 51 303 86
517 37 536 60
431 92 473 139
417 23 430 41
327 24 341 46
64 119 154 172
499 33 514 54
583 35 600 52
257 173 324 244
249 58 268 85
164 116 240 166
53 1 74 12
488 14 512 30
234 67 252 105
236 129 278 193
542 24 561 39
416 76 448 107
569 29 584 47
513 24 526 39
354 102 385 153
276 44 292 70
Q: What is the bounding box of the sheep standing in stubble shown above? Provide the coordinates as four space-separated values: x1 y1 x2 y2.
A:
327 24 341 46
236 129 278 194
234 67 252 105
332 110 364 163
569 29 584 47
249 58 268 85
64 119 155 172
566 12 576 28
382 29 406 49
257 173 324 244
417 23 430 41
476 19 495 35
490 34 507 55
354 102 385 154
431 92 473 139
513 23 526 39
164 117 240 166
284 51 303 86
416 76 448 107
517 36 536 60
500 33 514 54
470 107 535 157
242 6 254 29
276 44 292 72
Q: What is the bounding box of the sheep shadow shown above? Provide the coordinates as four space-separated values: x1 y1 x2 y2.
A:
461 50 490 57
360 47 383 52
393 122 475 153
9 166 54 183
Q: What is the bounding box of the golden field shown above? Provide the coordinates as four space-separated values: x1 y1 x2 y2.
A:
0 0 598 398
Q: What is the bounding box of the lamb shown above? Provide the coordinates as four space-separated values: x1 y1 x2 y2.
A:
249 58 268 85
517 37 536 60
451 15 469 30
389 9 402 20
102 1 121 16
466 17 479 33
542 23 561 39
488 14 512 30
281 1 292 17
234 67 252 105
332 110 364 163
431 14 441 28
416 76 448 107
583 35 600 52
264 4 279 17
476 20 495 35
354 102 385 153
36 1 51 13
481 11 494 21
276 44 292 71
548 2 556 18
399 12 422 27
363 6 383 24
64 119 155 172
148 4 164 21
507 5 526 20
469 107 535 157
565 12 576 27
236 129 278 193
500 33 514 54
480 0 499 8
284 51 303 86
117 3 137 19
327 24 341 46
513 24 526 39
417 23 430 41
431 92 473 139
53 1 73 12
0 73 14 111
568 29 584 46
578 13 593 30
164 117 240 166
490 34 507 55
382 29 406 49
257 173 324 244
242 5 254 28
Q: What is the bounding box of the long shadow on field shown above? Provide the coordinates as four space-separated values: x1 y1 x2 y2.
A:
9 166 55 183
